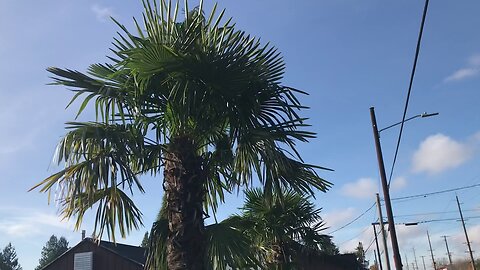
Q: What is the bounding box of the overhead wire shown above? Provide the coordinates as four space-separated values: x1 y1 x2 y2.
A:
387 0 430 187
376 215 480 226
364 237 377 254
329 182 479 239
394 209 479 218
404 215 480 225
328 202 376 234
389 183 480 202
338 225 371 246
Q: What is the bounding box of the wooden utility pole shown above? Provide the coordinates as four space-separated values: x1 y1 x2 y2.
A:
441 235 452 265
420 256 427 270
370 107 403 270
376 193 391 270
373 224 384 270
427 230 436 270
405 253 410 270
413 247 419 270
456 195 476 270
374 250 380 270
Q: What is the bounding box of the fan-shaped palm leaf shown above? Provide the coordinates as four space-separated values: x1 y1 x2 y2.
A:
232 188 334 269
145 214 259 270
32 1 332 268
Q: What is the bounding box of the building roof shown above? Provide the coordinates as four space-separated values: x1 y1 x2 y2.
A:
40 237 147 270
90 238 146 265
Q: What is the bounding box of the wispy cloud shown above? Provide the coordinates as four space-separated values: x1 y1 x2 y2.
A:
0 93 47 159
395 225 424 246
341 178 378 199
91 4 115 22
468 53 480 66
444 53 480 82
0 209 73 238
339 225 372 253
323 207 356 229
391 176 407 191
444 68 479 82
412 133 475 175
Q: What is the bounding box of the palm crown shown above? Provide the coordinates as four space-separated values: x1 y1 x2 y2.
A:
31 0 331 268
231 188 331 268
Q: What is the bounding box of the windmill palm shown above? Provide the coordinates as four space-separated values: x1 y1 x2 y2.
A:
230 188 334 269
31 1 331 269
145 201 259 270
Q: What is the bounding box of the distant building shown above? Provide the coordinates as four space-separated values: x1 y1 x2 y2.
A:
40 237 146 270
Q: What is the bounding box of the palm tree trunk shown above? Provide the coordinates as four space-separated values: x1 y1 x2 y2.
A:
164 136 205 270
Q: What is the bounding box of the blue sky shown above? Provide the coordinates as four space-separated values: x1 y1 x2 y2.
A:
1 0 479 269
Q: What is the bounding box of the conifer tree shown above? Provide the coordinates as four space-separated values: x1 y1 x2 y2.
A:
0 243 22 270
35 235 69 270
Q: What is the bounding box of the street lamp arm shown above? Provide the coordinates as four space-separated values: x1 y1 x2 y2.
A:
378 112 439 133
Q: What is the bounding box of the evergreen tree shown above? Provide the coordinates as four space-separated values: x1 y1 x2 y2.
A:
0 243 22 270
355 242 368 269
35 235 69 270
140 232 149 248
318 236 340 256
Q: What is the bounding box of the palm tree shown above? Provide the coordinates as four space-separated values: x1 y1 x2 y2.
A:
31 1 331 269
145 201 259 270
230 188 335 269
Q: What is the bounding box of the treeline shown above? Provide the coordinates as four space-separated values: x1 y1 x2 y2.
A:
0 235 69 270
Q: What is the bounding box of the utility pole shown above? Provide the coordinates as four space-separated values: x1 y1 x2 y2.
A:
441 236 452 265
420 256 427 270
405 253 410 270
427 230 436 270
376 193 391 270
413 247 419 270
456 195 476 270
374 250 380 270
373 224 384 270
370 107 402 270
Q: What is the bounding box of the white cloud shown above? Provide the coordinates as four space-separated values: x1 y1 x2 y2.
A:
391 177 407 191
0 210 73 238
412 134 473 174
444 68 479 82
444 53 480 82
339 225 372 253
395 225 424 246
341 178 378 199
323 207 356 229
91 4 115 22
469 53 480 66
472 131 480 143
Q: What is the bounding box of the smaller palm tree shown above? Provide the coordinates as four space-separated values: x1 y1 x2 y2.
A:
230 188 334 269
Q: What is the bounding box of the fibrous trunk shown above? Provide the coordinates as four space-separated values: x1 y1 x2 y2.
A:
164 136 205 270
268 242 288 270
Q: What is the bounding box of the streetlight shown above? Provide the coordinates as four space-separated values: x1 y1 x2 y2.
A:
378 112 439 133
369 107 438 270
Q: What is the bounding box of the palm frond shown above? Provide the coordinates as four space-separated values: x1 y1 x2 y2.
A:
30 122 161 241
237 188 333 267
145 216 259 270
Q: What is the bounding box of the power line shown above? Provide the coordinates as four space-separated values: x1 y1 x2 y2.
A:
338 225 371 246
365 232 379 254
387 0 430 187
390 183 480 201
394 209 479 218
391 215 480 225
328 203 376 234
328 182 480 235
